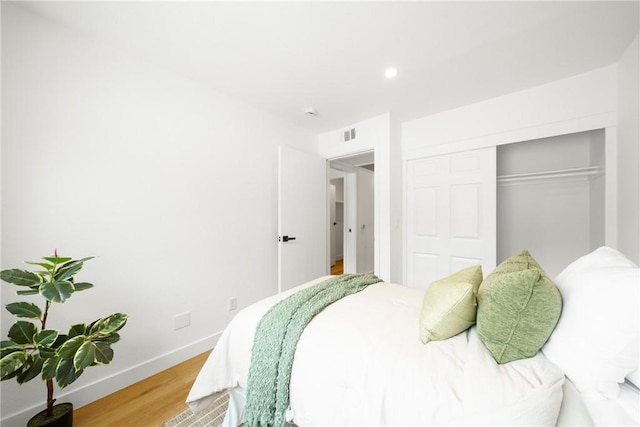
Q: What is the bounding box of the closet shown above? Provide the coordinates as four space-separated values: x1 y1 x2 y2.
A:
497 130 605 277
406 129 608 289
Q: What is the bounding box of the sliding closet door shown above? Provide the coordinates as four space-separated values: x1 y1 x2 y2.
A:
406 147 496 289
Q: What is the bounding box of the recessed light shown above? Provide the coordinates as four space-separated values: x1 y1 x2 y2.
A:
384 67 398 79
304 107 318 117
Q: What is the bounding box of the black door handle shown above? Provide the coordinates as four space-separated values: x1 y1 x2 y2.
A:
279 235 297 242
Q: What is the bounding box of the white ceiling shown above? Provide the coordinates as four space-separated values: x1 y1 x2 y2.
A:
16 1 640 133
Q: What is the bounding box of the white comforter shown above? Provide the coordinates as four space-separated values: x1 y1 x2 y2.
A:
187 277 565 426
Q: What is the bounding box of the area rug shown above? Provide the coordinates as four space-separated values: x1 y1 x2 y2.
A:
164 392 229 427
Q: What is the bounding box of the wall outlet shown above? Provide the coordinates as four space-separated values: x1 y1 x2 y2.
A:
174 312 190 330
228 297 237 311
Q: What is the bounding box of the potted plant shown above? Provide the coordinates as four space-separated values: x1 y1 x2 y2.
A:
0 251 127 427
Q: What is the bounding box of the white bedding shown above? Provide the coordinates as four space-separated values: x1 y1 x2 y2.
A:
187 277 566 425
581 381 640 426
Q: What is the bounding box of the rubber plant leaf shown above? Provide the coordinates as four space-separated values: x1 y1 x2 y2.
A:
38 347 57 359
73 282 94 292
8 321 37 345
17 355 44 384
39 281 74 303
0 269 41 286
41 356 59 381
95 333 121 344
94 342 114 364
55 262 84 282
5 302 42 319
55 358 82 388
34 330 59 348
1 351 26 378
43 256 72 265
59 257 93 268
90 313 128 336
24 261 56 272
57 257 93 276
52 334 68 348
57 335 85 360
74 341 97 372
68 324 87 339
16 289 40 296
1 341 22 358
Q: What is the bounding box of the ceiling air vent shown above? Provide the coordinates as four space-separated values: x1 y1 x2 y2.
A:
343 128 356 142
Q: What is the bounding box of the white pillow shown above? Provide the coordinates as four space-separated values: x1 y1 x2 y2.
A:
542 247 639 399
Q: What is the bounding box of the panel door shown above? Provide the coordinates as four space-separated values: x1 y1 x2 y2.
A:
406 147 496 289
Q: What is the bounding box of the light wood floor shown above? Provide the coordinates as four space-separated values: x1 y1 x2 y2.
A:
73 351 210 427
331 259 343 275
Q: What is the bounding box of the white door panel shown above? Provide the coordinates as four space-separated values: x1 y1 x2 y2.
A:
278 145 328 292
407 147 496 289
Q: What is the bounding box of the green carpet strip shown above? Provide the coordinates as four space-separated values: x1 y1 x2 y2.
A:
243 274 381 427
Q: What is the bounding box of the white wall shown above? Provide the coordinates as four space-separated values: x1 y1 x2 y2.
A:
1 4 316 424
402 66 617 159
617 34 640 264
389 115 403 283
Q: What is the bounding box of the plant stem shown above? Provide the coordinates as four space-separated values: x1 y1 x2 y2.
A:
46 379 55 416
43 298 53 416
42 301 50 329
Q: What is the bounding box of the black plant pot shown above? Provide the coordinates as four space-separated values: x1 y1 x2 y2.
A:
27 403 73 427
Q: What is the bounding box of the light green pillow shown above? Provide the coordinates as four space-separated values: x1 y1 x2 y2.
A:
419 265 483 343
477 250 562 364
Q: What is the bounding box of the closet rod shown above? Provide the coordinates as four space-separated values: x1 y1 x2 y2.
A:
497 166 602 183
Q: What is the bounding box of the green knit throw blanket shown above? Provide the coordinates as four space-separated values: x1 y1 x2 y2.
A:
243 273 381 427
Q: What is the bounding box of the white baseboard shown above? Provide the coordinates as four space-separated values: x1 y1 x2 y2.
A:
1 331 222 426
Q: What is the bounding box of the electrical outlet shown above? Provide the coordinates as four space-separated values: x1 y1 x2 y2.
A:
174 312 190 330
228 297 237 311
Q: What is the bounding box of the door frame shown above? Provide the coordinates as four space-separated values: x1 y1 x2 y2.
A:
328 150 375 274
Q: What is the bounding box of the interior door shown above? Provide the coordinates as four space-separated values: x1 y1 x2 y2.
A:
355 167 375 274
406 147 496 289
278 145 328 292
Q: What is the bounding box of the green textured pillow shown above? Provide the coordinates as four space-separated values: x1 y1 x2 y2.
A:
477 250 562 364
419 265 483 343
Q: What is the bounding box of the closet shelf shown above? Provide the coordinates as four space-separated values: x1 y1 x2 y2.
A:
497 166 603 184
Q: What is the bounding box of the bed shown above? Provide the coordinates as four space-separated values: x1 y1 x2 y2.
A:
187 247 639 426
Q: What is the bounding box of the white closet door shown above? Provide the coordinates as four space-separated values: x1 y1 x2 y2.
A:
406 147 496 289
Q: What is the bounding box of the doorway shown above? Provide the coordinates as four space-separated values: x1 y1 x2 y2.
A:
329 151 375 275
329 176 345 272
